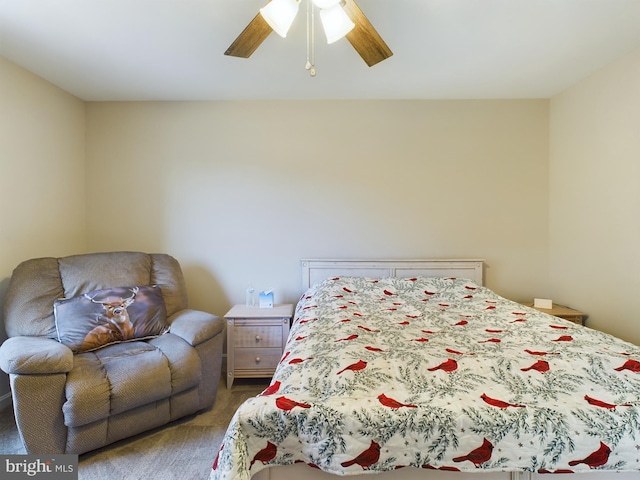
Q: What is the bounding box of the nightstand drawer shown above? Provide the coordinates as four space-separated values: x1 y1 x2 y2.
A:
234 348 282 370
234 325 283 348
225 303 294 389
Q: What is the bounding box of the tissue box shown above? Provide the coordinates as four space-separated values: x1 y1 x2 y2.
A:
259 291 274 308
534 298 553 309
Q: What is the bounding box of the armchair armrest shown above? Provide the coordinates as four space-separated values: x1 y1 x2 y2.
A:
168 309 225 347
0 336 73 375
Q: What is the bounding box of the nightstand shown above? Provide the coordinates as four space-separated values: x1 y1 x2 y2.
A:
522 303 587 325
225 304 293 389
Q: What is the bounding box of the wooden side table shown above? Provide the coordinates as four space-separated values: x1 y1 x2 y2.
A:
522 303 587 325
225 304 293 389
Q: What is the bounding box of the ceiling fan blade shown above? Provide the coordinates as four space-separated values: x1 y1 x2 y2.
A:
225 13 273 58
342 0 393 67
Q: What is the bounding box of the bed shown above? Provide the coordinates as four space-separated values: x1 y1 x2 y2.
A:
210 259 640 480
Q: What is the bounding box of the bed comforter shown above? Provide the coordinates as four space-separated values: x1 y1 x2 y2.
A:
211 276 640 480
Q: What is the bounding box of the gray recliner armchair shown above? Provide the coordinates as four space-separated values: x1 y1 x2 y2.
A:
0 251 224 454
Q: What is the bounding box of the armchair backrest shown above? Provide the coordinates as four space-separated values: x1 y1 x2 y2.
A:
3 252 188 339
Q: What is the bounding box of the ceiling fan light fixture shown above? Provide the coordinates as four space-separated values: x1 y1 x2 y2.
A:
260 0 300 38
226 0 392 69
319 3 355 44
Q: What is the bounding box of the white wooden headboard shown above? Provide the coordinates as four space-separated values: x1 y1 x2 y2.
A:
301 259 484 290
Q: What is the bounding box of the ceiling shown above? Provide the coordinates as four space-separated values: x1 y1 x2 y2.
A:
1 0 640 101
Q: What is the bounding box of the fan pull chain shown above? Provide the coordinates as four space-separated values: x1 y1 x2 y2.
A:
305 0 316 77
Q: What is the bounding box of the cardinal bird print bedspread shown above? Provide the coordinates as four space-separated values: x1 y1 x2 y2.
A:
210 276 640 480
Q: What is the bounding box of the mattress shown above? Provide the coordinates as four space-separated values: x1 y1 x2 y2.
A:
210 276 640 480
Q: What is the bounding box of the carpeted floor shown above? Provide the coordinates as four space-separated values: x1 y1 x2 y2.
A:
0 376 268 480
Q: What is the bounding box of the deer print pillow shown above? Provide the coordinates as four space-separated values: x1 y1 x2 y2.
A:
54 285 169 353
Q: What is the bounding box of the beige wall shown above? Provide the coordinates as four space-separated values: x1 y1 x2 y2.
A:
0 57 87 402
549 46 640 346
85 100 550 317
3 41 638 410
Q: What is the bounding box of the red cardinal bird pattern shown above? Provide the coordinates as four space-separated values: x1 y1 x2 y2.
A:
365 346 385 352
341 440 381 469
552 335 573 342
259 381 281 396
481 393 525 409
250 441 277 468
337 360 367 375
335 334 358 342
377 393 417 409
212 443 224 470
568 441 611 468
584 394 632 409
614 359 640 373
288 357 313 365
525 349 559 356
211 276 640 480
275 396 311 411
452 438 494 466
427 358 458 372
521 359 550 373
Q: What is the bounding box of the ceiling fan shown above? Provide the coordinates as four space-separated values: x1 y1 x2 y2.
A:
225 0 393 70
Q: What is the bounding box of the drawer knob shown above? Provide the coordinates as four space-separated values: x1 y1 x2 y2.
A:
255 335 261 342
255 357 261 363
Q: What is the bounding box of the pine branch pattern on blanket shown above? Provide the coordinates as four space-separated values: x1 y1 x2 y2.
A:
210 276 640 480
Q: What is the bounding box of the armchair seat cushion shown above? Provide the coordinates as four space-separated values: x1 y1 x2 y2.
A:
1 252 224 454
63 334 201 428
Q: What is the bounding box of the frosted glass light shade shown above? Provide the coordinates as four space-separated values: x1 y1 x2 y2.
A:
319 4 355 43
260 0 300 38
